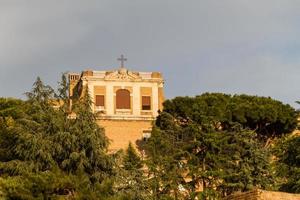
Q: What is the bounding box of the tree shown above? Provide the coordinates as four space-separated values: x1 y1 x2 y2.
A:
113 143 149 200
146 113 187 199
163 93 298 143
123 142 143 170
0 76 115 199
0 98 25 121
274 135 300 193
146 95 275 198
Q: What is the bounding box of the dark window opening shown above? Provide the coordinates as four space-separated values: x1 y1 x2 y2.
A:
142 96 151 110
116 89 130 109
95 95 104 107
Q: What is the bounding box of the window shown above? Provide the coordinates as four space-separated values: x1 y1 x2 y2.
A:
95 95 104 107
142 130 151 141
142 96 151 110
95 95 105 111
116 89 130 109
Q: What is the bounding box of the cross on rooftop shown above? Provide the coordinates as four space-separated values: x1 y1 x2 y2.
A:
117 54 127 68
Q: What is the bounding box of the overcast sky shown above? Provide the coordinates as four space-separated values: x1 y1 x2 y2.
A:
1 0 300 107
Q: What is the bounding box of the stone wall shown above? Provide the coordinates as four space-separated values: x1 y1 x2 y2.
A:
223 189 300 200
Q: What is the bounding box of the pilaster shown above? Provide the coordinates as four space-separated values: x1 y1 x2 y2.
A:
152 85 159 117
106 84 114 115
88 82 95 112
132 85 140 115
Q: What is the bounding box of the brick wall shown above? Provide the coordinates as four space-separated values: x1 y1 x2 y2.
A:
97 119 152 151
259 190 300 200
223 189 300 200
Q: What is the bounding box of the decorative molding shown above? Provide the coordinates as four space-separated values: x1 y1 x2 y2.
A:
115 109 131 115
104 68 142 81
96 114 154 121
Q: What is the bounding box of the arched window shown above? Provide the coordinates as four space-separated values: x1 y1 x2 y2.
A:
116 89 130 109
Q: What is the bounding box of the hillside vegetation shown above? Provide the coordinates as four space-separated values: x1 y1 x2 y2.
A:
0 75 299 199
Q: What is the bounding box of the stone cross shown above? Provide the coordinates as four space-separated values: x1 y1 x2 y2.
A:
117 54 127 68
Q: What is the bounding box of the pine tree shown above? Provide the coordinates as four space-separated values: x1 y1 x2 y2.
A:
146 99 274 199
0 76 115 199
274 135 300 193
113 143 149 200
123 142 142 170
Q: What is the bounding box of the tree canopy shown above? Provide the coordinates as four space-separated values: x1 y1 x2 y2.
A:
0 79 299 199
163 93 297 141
0 76 115 199
146 112 273 199
273 135 300 193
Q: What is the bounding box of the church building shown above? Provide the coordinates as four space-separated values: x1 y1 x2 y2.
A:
68 55 164 151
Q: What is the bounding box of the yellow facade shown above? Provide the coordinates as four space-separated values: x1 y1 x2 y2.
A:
98 120 153 152
69 67 164 151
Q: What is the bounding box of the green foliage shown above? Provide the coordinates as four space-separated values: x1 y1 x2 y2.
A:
0 79 299 199
112 143 149 200
163 93 297 140
0 76 114 199
0 170 75 199
0 170 124 200
274 135 300 193
0 98 25 121
123 142 143 170
147 94 277 198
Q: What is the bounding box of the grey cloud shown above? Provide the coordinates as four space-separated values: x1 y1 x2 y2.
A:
0 0 300 107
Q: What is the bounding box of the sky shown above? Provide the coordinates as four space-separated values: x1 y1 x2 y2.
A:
1 0 300 108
